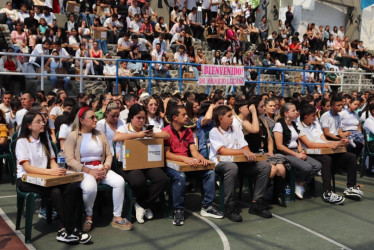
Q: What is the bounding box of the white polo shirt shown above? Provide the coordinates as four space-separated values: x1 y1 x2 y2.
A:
96 118 124 156
15 108 28 127
339 109 359 131
209 126 248 165
297 121 326 148
320 110 341 136
16 137 55 178
50 106 63 117
58 123 73 139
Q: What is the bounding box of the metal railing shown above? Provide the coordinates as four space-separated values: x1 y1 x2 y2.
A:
0 52 373 96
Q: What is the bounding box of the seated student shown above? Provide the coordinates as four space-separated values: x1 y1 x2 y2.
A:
340 97 364 157
15 111 91 244
273 103 322 199
196 101 216 159
143 96 164 130
209 105 272 222
241 100 288 207
113 104 169 224
363 103 374 171
96 102 124 159
298 104 363 203
58 104 82 151
320 95 357 156
163 105 223 226
64 107 131 232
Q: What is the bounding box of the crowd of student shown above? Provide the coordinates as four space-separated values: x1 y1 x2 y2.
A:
1 1 373 96
1 86 372 244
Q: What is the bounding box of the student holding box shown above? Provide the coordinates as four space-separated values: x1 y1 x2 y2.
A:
209 105 272 222
298 104 363 202
163 105 223 226
16 111 91 244
113 104 169 224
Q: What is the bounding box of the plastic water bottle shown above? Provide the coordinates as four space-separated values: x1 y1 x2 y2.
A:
57 150 66 169
285 184 291 204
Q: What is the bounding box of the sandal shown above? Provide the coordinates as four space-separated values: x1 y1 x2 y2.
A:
82 219 93 233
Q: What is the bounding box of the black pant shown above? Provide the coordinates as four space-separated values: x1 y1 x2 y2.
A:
16 179 81 233
311 152 357 192
121 168 168 209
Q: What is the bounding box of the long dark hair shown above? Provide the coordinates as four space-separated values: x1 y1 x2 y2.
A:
143 96 161 122
18 111 52 168
359 95 374 119
127 104 146 124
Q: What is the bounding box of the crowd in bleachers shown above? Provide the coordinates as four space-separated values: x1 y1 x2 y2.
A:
1 85 374 244
0 1 374 96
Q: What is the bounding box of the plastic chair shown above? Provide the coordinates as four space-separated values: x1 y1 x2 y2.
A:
11 132 18 142
9 140 52 243
360 129 374 178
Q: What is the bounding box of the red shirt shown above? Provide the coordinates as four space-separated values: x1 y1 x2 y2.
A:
163 124 195 157
290 43 301 53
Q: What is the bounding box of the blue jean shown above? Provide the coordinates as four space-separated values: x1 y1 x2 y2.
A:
50 76 69 89
95 39 109 55
152 67 171 78
6 18 13 32
164 167 216 209
80 13 95 26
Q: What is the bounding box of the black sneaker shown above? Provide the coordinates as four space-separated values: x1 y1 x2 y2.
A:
71 228 92 244
224 204 242 222
56 229 79 243
200 205 224 219
173 208 184 226
248 199 272 218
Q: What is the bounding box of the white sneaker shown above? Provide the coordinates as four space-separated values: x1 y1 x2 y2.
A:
343 186 363 200
134 202 145 224
145 208 153 220
323 191 345 205
295 184 304 199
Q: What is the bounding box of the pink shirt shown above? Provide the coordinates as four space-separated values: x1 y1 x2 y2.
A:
11 31 26 44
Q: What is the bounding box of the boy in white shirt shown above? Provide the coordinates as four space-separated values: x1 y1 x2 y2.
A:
209 105 272 222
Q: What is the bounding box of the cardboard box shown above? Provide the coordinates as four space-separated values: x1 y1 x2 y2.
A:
305 146 347 155
93 29 107 40
123 138 164 171
97 6 111 16
22 172 83 187
217 154 267 162
166 160 215 172
66 2 81 13
183 72 195 83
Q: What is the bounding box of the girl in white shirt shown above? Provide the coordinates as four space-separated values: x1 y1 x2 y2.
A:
96 101 124 158
340 98 364 157
16 111 91 244
273 103 322 199
113 104 169 224
143 96 164 130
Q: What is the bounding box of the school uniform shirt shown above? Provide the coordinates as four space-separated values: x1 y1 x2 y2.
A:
297 121 326 148
117 123 161 166
320 110 341 136
80 133 103 164
96 118 124 156
340 109 360 131
232 115 249 135
30 44 50 65
147 116 164 130
50 106 63 117
16 137 55 178
5 111 15 129
136 38 149 52
58 123 73 139
273 122 299 149
209 126 248 165
174 52 188 63
363 116 374 142
15 108 28 127
360 111 373 123
0 103 11 113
